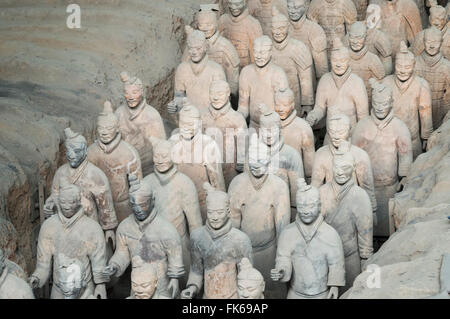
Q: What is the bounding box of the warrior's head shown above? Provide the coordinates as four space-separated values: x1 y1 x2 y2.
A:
274 88 295 120
424 26 443 57
259 103 281 147
197 4 220 39
254 36 273 68
120 71 144 109
179 99 201 140
237 257 265 299
128 174 154 222
204 182 230 230
332 141 355 186
370 78 393 120
330 37 350 76
131 256 158 299
64 127 87 168
348 21 367 52
296 178 321 224
151 137 174 174
209 79 230 110
187 29 208 63
228 0 246 17
97 101 119 145
395 41 415 82
248 134 271 178
429 0 447 31
59 183 82 219
287 0 307 22
272 7 290 44
327 113 351 149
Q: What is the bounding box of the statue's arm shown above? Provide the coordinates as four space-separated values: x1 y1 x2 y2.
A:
89 227 109 285
418 79 433 141
186 236 204 292
354 194 374 259
108 227 131 277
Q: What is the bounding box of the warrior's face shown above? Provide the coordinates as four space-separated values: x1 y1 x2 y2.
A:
97 119 119 145
124 83 143 109
207 206 230 230
260 124 280 147
129 194 153 222
209 83 230 110
248 155 270 178
430 13 446 31
297 196 320 224
179 117 201 140
424 33 442 56
274 95 294 120
333 158 353 185
331 50 350 76
272 22 289 43
59 190 81 219
287 0 307 22
188 40 207 63
254 41 272 68
349 30 366 52
197 14 217 39
228 0 246 17
66 142 87 168
131 272 157 299
372 97 392 120
153 146 173 174
395 58 414 82
328 120 350 149
238 279 265 299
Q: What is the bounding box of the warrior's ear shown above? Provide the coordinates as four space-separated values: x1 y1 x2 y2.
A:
185 25 194 36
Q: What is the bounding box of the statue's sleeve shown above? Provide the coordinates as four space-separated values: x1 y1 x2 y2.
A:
238 69 250 120
127 144 143 180
274 181 291 240
369 55 386 80
310 150 327 188
307 76 328 124
152 111 167 140
354 77 369 121
235 124 248 168
92 169 118 230
403 2 423 44
306 0 320 23
181 47 190 63
242 233 254 265
354 192 374 259
325 229 346 287
342 0 357 28
162 227 185 279
182 180 203 233
287 150 305 206
418 78 433 140
50 168 61 200
354 149 377 212
186 234 204 291
109 224 131 277
396 123 413 177
174 64 186 95
228 178 243 229
32 222 53 286
274 228 293 282
374 31 393 58
247 19 263 64
293 43 315 106
300 121 315 178
223 40 241 96
88 226 109 284
204 140 226 191
309 24 329 78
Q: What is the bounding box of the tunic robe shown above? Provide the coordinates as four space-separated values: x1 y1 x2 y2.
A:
109 210 185 298
115 99 166 176
0 268 34 299
187 220 253 299
382 74 433 158
87 133 142 224
351 112 412 236
275 215 345 298
228 171 290 298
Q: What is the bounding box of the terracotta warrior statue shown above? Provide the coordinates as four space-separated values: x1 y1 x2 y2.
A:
306 37 369 139
272 179 345 299
219 0 263 69
44 128 117 247
259 103 305 221
311 114 377 215
228 135 290 298
412 0 450 60
352 79 412 237
115 72 166 176
307 0 357 58
271 7 315 116
368 0 422 57
319 143 373 292
365 4 393 75
250 0 288 37
103 175 185 299
0 248 34 299
202 80 247 187
87 101 142 224
169 100 225 223
29 184 108 299
414 26 450 129
183 5 240 99
169 29 226 115
274 88 315 181
347 21 386 104
382 41 433 159
180 183 253 299
237 257 265 299
238 35 290 129
143 137 202 284
287 0 329 80
128 256 169 299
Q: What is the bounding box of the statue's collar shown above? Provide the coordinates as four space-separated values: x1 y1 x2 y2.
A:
127 98 147 121
291 14 306 29
395 74 414 94
208 31 220 46
134 208 158 232
273 35 290 51
371 109 394 130
281 109 297 128
295 214 324 243
208 101 232 120
205 218 232 239
58 207 85 229
230 9 249 23
331 66 352 89
190 55 209 76
349 45 369 61
421 51 442 67
67 158 89 185
97 132 122 154
154 165 178 186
